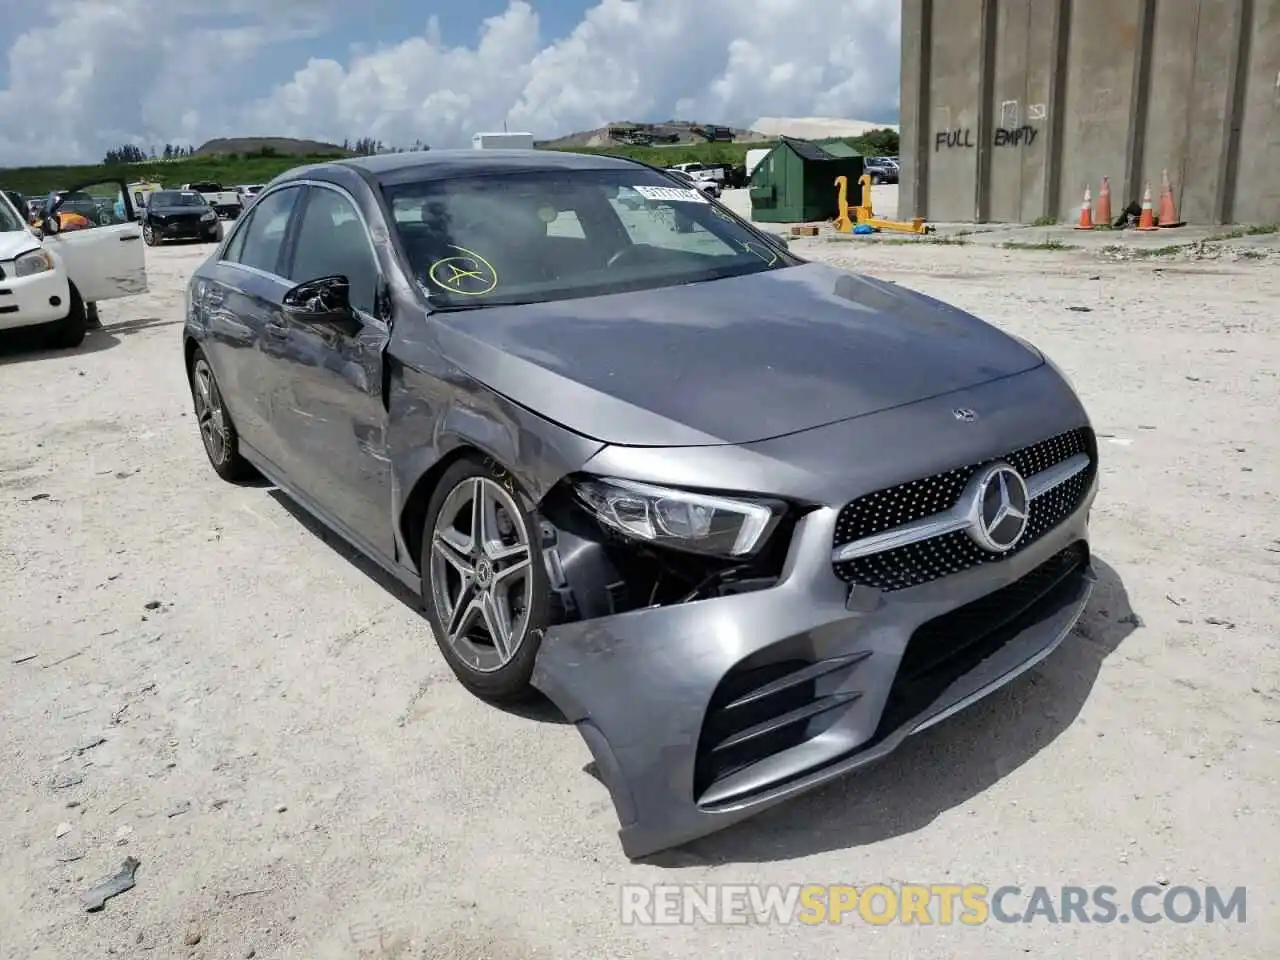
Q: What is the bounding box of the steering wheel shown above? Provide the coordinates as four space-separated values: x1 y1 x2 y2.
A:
605 244 646 269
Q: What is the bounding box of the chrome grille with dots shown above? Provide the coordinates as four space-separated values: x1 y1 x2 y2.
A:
831 427 1096 591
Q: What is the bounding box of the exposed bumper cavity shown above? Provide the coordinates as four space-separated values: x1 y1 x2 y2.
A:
531 482 1095 859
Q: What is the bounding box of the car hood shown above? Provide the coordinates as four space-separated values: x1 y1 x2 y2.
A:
0 229 41 261
431 262 1044 447
150 205 208 215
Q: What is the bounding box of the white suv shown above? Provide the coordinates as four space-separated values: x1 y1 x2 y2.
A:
0 180 149 348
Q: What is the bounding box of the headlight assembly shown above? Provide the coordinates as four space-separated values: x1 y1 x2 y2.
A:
201 211 216 222
573 477 782 557
13 249 54 277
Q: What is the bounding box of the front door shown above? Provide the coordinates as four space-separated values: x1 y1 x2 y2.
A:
44 179 147 302
269 184 394 560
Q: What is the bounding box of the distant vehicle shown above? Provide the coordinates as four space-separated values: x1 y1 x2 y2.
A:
1 178 148 348
140 190 222 246
181 182 242 219
234 184 265 202
471 132 535 150
3 189 26 217
128 180 163 211
667 169 720 199
667 162 725 185
864 157 899 185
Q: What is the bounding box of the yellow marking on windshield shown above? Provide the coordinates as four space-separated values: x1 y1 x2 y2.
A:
428 245 499 295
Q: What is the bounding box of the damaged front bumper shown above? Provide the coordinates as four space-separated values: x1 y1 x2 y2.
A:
532 484 1095 859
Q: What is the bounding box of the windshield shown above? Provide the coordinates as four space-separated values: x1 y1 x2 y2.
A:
152 191 206 207
0 193 24 231
187 182 221 192
381 168 798 309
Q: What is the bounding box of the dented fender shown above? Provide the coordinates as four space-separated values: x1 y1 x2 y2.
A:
384 324 604 572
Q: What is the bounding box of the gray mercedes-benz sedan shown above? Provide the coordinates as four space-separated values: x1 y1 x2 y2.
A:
181 149 1098 859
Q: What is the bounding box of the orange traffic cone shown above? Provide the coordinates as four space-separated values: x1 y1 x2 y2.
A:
1096 176 1113 226
1158 168 1184 228
1074 186 1094 229
1137 184 1158 230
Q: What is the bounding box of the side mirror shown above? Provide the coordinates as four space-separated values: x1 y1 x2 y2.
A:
282 275 359 333
41 215 60 236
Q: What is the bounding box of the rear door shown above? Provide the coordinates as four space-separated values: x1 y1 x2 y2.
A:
44 178 147 302
198 184 306 470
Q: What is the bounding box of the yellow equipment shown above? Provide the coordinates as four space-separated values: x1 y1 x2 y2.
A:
833 174 931 235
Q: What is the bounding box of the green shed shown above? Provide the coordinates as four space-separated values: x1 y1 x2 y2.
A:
747 137 865 223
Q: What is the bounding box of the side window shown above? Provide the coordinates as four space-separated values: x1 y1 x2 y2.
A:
234 187 300 275
287 187 379 315
55 181 130 231
222 210 255 263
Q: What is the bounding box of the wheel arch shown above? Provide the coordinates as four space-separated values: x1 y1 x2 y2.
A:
398 444 487 574
183 334 200 375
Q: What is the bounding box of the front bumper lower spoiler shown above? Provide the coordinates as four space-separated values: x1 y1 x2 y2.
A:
531 492 1095 860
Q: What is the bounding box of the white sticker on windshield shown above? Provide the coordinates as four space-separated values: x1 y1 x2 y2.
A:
633 185 709 203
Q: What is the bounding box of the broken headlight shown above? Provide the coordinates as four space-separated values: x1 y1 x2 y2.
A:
573 477 781 558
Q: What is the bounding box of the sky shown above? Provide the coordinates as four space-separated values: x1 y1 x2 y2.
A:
0 0 901 168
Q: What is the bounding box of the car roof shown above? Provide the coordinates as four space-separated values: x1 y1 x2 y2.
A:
276 149 646 188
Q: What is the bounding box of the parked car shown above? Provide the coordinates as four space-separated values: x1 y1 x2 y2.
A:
864 157 899 184
182 150 1097 860
234 184 265 203
3 189 27 219
667 168 720 198
140 189 223 245
181 181 242 219
1 180 148 347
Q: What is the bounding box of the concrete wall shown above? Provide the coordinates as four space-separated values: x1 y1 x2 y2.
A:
900 0 1280 224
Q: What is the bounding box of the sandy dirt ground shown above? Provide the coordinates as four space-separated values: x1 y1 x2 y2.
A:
1 223 1278 960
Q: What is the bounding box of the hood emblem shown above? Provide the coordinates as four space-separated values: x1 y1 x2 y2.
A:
953 408 978 422
966 462 1029 553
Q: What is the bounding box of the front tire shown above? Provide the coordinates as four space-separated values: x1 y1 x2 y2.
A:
188 347 255 483
49 285 87 349
142 222 158 246
420 456 549 703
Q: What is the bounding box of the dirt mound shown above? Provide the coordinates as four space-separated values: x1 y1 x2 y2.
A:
195 137 347 157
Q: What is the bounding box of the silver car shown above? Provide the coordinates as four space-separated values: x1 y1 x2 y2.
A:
182 150 1098 859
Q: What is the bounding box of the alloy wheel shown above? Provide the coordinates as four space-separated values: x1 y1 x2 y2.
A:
142 224 154 245
191 358 229 465
429 477 535 673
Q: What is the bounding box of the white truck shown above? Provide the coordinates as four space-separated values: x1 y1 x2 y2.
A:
181 181 242 219
472 132 535 150
667 161 726 186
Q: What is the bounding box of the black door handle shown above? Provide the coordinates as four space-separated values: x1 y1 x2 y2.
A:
119 234 140 242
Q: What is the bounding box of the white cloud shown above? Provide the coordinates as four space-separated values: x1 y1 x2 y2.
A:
0 0 900 167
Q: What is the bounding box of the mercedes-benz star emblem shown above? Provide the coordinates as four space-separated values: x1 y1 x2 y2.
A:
953 408 978 423
965 462 1030 552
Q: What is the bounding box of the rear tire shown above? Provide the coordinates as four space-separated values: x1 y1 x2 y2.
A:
188 347 255 483
420 456 549 703
49 286 87 349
